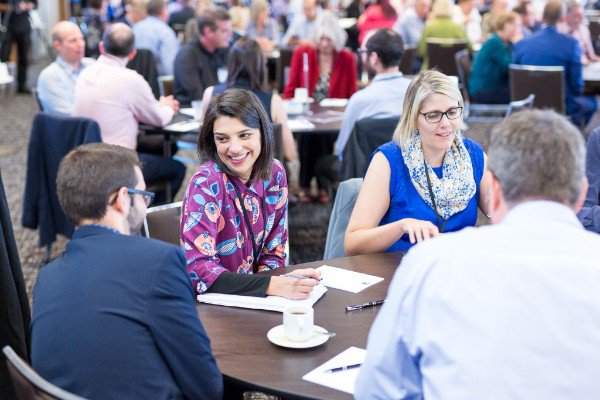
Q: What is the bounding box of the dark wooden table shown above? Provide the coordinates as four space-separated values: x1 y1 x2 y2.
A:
288 103 345 137
196 252 404 399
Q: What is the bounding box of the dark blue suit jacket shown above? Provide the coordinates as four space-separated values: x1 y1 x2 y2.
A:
30 225 223 400
513 26 583 115
578 128 600 233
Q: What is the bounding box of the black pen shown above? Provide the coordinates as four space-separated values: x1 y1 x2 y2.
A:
323 363 362 373
345 300 384 312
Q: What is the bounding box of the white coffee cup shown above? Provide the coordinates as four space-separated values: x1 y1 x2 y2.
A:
283 305 314 342
284 100 303 115
294 87 309 102
191 100 203 121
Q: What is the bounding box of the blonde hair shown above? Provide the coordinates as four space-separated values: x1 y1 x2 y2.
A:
493 11 518 32
250 0 269 22
431 0 454 18
311 12 347 51
393 70 465 144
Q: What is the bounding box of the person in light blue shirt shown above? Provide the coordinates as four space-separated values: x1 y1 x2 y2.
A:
392 0 431 47
335 28 411 161
37 21 95 115
133 0 180 75
281 0 323 46
355 109 600 400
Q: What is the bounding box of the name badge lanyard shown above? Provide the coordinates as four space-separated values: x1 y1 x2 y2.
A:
231 179 267 273
423 161 447 234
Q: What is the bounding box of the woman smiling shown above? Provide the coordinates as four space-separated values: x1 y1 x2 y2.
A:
345 70 491 254
180 89 320 298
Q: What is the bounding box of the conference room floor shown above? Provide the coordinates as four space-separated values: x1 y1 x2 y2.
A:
2 61 599 306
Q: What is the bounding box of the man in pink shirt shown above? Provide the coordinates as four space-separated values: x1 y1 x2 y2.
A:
559 0 599 64
74 23 185 199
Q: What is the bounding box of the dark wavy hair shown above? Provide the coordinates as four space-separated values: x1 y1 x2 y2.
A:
198 89 274 182
226 37 268 92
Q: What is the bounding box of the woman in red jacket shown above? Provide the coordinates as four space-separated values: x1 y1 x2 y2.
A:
283 14 358 202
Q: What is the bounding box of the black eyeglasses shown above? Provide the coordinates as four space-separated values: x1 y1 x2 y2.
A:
109 188 155 207
419 106 463 123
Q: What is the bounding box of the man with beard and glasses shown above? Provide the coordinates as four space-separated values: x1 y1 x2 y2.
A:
335 28 412 161
29 143 222 400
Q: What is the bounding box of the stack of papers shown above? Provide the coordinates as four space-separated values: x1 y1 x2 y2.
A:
302 346 367 394
317 265 383 293
319 98 348 107
287 118 316 131
197 284 327 312
164 120 201 132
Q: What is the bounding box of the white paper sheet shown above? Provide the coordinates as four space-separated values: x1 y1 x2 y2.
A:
319 98 348 107
164 120 201 132
179 108 197 118
302 346 367 394
197 284 327 312
287 118 316 131
317 265 384 293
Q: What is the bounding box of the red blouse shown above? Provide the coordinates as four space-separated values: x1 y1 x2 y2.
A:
282 45 358 100
357 5 398 44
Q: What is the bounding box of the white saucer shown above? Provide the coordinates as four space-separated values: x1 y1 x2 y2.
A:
267 325 330 349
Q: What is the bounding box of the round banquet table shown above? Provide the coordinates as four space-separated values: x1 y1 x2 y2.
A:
196 252 405 399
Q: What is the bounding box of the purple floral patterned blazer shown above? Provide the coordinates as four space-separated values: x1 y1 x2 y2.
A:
180 160 288 294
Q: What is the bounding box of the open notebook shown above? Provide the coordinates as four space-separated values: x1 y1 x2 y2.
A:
197 284 328 312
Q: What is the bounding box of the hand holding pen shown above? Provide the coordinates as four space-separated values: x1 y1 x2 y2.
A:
266 268 322 300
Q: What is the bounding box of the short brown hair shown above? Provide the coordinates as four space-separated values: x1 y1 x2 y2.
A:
198 89 274 182
197 7 231 37
543 0 565 26
493 12 518 32
56 143 141 225
146 0 166 16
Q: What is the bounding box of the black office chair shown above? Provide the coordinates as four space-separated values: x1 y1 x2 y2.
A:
426 38 468 76
340 117 399 181
276 47 295 93
126 49 160 99
509 64 565 114
3 346 87 400
157 75 175 97
399 46 418 75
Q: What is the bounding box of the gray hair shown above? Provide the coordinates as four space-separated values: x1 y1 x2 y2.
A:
311 12 347 51
488 109 585 206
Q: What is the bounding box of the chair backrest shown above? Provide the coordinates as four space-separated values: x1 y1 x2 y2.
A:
276 47 295 93
272 122 284 162
143 201 183 245
505 94 535 118
157 75 175 97
399 46 417 75
509 64 565 114
339 116 399 181
323 178 363 260
22 114 102 248
3 346 87 400
454 49 471 95
426 38 468 76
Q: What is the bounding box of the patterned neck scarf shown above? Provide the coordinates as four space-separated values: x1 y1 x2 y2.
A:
400 131 476 220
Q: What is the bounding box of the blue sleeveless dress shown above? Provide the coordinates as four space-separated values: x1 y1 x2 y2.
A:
375 139 484 252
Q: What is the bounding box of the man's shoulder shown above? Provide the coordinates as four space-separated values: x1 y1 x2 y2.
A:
38 61 61 80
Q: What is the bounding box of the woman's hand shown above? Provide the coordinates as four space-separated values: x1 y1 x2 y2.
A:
266 268 322 300
399 218 440 244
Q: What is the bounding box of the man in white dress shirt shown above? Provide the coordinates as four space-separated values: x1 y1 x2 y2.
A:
37 21 95 115
356 109 600 399
453 0 482 43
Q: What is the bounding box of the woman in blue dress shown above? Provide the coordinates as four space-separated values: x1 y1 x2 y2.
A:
345 70 491 254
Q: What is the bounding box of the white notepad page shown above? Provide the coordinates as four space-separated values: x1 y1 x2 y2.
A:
317 265 384 293
302 346 367 394
197 284 327 312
